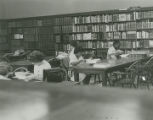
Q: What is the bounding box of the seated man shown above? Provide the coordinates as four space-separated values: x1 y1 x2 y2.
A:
70 47 91 85
107 40 124 60
26 50 51 81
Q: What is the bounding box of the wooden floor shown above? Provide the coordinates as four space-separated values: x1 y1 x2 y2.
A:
0 80 153 120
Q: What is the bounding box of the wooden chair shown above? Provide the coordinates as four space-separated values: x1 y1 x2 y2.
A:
43 68 67 82
110 60 141 88
13 67 28 73
136 56 153 89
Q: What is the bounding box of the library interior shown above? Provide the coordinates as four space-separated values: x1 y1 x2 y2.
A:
0 0 153 120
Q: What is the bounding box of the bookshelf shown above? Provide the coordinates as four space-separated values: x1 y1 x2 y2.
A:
7 18 55 56
3 6 153 57
0 20 9 54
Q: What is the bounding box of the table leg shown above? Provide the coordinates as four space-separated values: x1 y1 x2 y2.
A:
74 71 79 82
101 71 107 86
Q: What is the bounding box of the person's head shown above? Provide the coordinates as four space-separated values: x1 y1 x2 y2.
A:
74 47 83 58
70 40 78 50
113 40 120 50
29 50 45 64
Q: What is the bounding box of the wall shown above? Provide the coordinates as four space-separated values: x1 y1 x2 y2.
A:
2 0 153 19
0 1 5 19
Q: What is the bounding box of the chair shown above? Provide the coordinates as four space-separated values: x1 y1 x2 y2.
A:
110 60 141 88
48 57 70 81
13 67 28 73
136 56 153 89
43 68 67 82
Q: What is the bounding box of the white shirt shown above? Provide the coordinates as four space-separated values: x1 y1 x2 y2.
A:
69 48 83 66
69 48 86 81
107 46 118 60
33 60 51 81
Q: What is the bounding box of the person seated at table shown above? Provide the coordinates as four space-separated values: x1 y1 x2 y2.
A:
107 40 124 60
0 57 12 77
70 47 91 85
26 50 51 81
13 46 25 56
69 40 79 64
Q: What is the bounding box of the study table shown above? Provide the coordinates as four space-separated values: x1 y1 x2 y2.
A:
73 57 145 86
0 80 152 120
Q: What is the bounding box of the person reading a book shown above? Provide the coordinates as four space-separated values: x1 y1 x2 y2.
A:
69 40 79 64
26 51 51 81
107 40 124 60
70 47 91 85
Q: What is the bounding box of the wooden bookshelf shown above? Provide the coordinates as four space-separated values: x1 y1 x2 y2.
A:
1 6 153 57
0 20 10 54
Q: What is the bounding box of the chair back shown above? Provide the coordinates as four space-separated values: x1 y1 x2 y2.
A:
48 58 61 68
13 67 28 73
126 60 141 71
145 56 153 66
44 68 67 82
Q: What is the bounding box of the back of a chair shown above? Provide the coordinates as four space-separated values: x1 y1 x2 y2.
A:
145 56 153 66
60 56 70 70
126 60 141 71
13 67 28 73
48 58 61 68
44 68 67 82
126 60 142 81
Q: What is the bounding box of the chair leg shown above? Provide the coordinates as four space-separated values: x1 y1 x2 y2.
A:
133 83 136 88
98 75 101 83
94 74 97 84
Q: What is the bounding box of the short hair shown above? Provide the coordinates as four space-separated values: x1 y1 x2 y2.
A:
113 40 120 46
29 50 45 62
74 47 83 54
70 40 78 48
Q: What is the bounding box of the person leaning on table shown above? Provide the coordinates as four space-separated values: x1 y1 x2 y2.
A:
26 50 51 81
69 40 79 64
107 40 124 60
70 47 91 85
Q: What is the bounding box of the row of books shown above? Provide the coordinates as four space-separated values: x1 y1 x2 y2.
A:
73 14 134 24
0 36 7 43
0 29 7 35
72 23 136 33
137 21 153 29
24 35 37 41
0 44 9 50
24 41 38 49
71 32 136 40
38 34 54 40
54 17 73 25
79 41 97 49
59 40 153 50
135 11 153 19
96 49 107 58
137 31 153 39
37 27 54 34
63 44 71 51
54 32 138 42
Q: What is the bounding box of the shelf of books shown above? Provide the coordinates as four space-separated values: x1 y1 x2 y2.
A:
7 18 56 56
54 7 153 58
0 20 9 54
5 6 153 57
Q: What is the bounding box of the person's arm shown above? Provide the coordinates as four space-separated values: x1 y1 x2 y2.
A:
71 59 84 66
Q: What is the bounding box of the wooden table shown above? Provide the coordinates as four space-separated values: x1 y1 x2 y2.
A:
0 80 152 120
73 57 143 86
